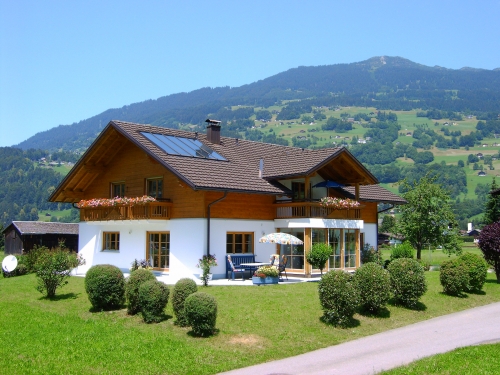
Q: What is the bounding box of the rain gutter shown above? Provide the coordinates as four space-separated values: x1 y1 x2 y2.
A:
207 191 228 257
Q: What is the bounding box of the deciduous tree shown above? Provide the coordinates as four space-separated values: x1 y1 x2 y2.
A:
477 222 500 282
395 175 462 259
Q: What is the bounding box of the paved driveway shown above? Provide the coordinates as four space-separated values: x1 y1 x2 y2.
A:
219 302 500 375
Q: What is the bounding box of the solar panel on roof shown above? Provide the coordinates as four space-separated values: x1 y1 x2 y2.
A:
140 132 227 161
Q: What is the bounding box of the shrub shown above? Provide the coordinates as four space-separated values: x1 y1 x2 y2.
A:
318 270 359 327
85 264 125 310
129 259 152 272
126 268 157 315
35 247 84 298
306 243 332 275
25 245 47 273
459 252 488 292
388 258 427 308
390 241 415 261
440 259 469 296
417 259 431 271
172 278 198 326
361 243 383 266
138 280 170 323
184 292 218 336
354 263 391 313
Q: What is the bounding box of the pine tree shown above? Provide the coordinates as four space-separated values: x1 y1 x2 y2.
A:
483 177 500 225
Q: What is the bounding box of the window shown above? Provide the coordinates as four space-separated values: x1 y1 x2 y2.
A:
103 232 120 251
344 229 357 268
111 182 125 198
226 232 253 253
147 178 163 199
328 229 341 269
146 232 170 269
281 230 304 270
292 182 305 201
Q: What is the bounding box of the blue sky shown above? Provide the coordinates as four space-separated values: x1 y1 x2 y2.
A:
1 0 499 148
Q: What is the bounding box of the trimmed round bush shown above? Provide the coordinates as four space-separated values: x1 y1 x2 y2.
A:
126 268 157 315
440 259 469 296
459 252 488 293
85 264 125 310
318 270 359 327
172 278 198 326
387 258 427 308
184 292 218 336
138 280 170 323
354 263 391 313
390 241 415 261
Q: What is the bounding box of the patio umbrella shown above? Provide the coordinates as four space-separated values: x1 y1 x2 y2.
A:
312 180 344 188
259 232 304 245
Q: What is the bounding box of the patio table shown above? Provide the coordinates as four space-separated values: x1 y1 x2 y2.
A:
239 262 271 279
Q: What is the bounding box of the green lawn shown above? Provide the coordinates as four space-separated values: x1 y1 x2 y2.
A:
379 243 482 266
381 343 500 374
1 267 499 375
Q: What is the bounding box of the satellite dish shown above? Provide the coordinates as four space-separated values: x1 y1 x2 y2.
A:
2 255 18 273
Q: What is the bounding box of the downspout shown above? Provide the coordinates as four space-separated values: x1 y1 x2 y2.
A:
207 191 228 257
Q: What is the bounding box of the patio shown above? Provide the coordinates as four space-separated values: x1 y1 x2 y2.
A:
74 271 319 286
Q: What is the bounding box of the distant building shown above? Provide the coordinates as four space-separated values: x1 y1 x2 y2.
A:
2 221 79 255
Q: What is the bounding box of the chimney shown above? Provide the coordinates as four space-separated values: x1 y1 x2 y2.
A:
205 118 221 144
259 159 264 178
468 222 472 232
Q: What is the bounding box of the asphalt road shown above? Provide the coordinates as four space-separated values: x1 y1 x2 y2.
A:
219 302 500 375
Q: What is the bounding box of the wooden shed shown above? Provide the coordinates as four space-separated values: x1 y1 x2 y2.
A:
2 221 79 255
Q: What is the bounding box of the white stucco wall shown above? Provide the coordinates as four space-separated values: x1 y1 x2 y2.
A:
77 217 377 281
77 218 275 282
362 223 378 250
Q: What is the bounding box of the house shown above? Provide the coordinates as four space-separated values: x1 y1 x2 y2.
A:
2 221 79 255
49 120 406 281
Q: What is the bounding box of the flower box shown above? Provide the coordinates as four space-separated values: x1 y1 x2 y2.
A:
252 276 279 285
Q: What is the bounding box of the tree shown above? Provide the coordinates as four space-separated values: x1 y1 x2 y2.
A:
395 175 462 260
35 242 85 298
379 215 396 233
306 243 332 275
477 222 500 282
483 177 500 225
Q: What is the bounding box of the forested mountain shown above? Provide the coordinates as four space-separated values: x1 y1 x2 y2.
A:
0 147 74 228
16 56 500 152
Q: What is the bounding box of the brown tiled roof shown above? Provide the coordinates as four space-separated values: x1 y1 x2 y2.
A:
340 185 407 204
112 120 369 195
51 120 404 204
8 221 79 235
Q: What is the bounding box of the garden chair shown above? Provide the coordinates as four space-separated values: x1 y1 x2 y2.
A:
269 254 279 266
227 254 246 280
278 255 288 281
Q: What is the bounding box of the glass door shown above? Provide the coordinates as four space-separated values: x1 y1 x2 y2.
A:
147 232 170 270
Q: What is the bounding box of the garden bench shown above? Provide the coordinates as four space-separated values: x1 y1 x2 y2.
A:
225 253 256 279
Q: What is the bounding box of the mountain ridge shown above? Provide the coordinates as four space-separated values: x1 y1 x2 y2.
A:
16 56 500 152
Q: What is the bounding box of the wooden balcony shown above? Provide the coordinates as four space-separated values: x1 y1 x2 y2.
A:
80 201 172 221
273 201 362 220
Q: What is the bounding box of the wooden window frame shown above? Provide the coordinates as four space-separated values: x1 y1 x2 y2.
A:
111 181 126 198
226 232 254 254
146 231 170 270
146 177 163 199
103 232 120 251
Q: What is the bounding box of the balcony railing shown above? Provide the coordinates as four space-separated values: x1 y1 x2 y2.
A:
80 201 172 221
273 201 362 220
